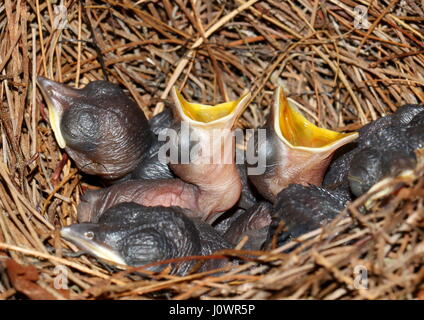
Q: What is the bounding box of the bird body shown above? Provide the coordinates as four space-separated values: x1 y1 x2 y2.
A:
248 86 358 202
37 77 152 181
61 203 232 275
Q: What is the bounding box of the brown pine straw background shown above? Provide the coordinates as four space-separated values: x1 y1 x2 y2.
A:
0 0 423 300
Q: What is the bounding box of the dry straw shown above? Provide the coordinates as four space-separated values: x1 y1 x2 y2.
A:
0 0 423 299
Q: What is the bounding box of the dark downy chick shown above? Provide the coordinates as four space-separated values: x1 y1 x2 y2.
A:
124 108 176 181
37 77 152 181
270 184 350 246
324 105 424 197
61 203 232 275
221 202 272 250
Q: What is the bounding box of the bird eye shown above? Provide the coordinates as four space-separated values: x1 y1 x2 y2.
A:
84 231 94 240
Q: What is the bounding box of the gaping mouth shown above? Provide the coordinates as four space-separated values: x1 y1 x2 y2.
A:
36 77 69 148
275 87 358 151
60 226 126 266
172 87 250 125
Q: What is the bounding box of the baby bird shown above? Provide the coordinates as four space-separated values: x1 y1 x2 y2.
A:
247 87 358 202
270 184 350 246
37 77 152 181
61 203 232 275
324 104 424 197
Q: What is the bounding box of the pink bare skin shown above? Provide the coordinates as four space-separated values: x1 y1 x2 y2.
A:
249 127 338 202
78 172 241 224
168 126 243 221
78 179 200 223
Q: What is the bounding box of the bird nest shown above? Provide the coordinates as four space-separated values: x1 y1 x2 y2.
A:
0 0 423 300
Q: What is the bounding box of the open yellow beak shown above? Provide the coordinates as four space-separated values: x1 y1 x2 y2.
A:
172 87 250 127
247 86 359 202
169 87 250 217
275 87 358 151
